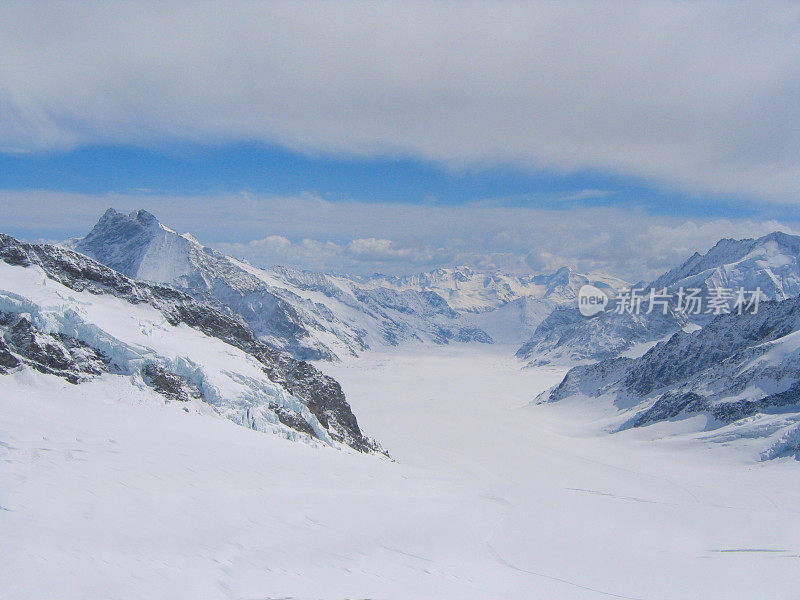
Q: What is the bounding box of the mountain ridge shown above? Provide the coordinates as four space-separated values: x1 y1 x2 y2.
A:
65 208 627 356
535 293 800 460
1 232 384 454
517 230 800 366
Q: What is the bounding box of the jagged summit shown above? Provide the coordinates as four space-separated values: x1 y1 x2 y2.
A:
68 208 197 283
518 231 800 366
66 209 347 360
651 230 800 299
94 208 164 235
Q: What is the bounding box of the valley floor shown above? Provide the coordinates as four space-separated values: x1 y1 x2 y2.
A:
3 345 800 599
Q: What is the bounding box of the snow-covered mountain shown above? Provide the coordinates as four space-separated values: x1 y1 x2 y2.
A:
249 265 495 348
516 303 685 365
66 209 624 358
518 231 800 366
63 211 800 374
267 264 625 347
536 295 800 459
5 223 800 598
355 265 624 312
651 231 800 298
65 209 366 361
0 233 383 454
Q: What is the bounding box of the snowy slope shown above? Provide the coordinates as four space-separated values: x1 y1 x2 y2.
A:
537 295 800 459
0 234 382 453
517 303 684 366
518 231 800 366
4 345 800 599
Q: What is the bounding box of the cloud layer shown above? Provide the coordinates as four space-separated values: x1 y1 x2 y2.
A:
1 2 799 200
2 190 795 281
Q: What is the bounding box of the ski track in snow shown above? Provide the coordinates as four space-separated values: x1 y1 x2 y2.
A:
3 344 800 599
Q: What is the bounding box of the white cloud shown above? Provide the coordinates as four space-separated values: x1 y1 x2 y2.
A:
345 238 434 263
218 236 444 274
1 2 799 199
244 235 292 252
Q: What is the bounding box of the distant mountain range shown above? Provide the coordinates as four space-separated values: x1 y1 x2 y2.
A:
66 208 626 360
64 210 800 373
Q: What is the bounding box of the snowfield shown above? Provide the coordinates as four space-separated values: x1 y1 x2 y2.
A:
3 344 800 599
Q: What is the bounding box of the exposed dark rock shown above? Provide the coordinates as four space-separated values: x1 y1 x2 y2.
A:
0 312 108 384
711 384 800 423
620 299 800 398
268 403 316 437
0 338 20 373
632 392 709 427
142 364 202 403
8 317 74 372
457 327 493 344
517 303 684 365
542 292 800 444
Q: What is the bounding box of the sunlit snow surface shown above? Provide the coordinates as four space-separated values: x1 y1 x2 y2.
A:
0 261 332 445
3 345 800 599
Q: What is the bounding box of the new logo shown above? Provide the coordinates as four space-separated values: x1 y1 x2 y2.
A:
577 284 609 317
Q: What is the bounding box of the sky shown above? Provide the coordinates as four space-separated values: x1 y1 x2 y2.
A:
1 2 799 280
